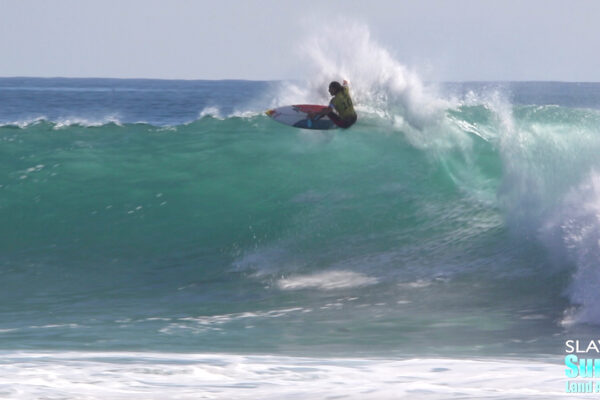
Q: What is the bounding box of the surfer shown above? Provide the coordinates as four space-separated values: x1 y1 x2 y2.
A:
309 80 357 128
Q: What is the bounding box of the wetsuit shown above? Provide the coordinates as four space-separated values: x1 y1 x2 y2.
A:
328 86 357 128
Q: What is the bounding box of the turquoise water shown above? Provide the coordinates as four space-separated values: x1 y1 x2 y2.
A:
2 77 600 398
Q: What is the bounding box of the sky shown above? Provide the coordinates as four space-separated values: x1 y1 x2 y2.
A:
1 0 599 82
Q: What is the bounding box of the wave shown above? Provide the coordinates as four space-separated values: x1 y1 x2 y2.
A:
4 24 600 332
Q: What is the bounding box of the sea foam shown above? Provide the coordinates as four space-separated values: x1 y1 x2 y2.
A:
0 351 571 400
272 21 448 134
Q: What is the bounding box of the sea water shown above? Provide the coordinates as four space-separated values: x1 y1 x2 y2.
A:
3 31 600 400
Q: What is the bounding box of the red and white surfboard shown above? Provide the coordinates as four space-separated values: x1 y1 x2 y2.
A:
265 105 338 130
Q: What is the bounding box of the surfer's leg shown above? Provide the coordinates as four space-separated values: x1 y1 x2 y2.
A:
343 115 357 128
328 112 356 128
328 112 345 127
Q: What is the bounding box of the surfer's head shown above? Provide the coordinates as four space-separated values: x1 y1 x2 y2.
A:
329 81 343 95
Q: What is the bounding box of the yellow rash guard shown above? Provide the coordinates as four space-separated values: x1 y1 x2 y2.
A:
329 87 356 120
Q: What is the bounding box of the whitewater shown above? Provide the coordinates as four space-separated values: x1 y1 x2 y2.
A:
3 25 600 399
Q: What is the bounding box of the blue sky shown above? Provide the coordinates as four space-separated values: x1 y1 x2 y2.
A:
1 0 599 81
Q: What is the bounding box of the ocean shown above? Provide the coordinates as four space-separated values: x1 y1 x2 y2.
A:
2 75 600 399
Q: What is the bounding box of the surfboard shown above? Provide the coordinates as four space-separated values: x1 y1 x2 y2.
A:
265 105 338 130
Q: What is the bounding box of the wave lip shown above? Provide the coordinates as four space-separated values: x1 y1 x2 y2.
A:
0 116 47 128
52 115 123 129
0 115 124 129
